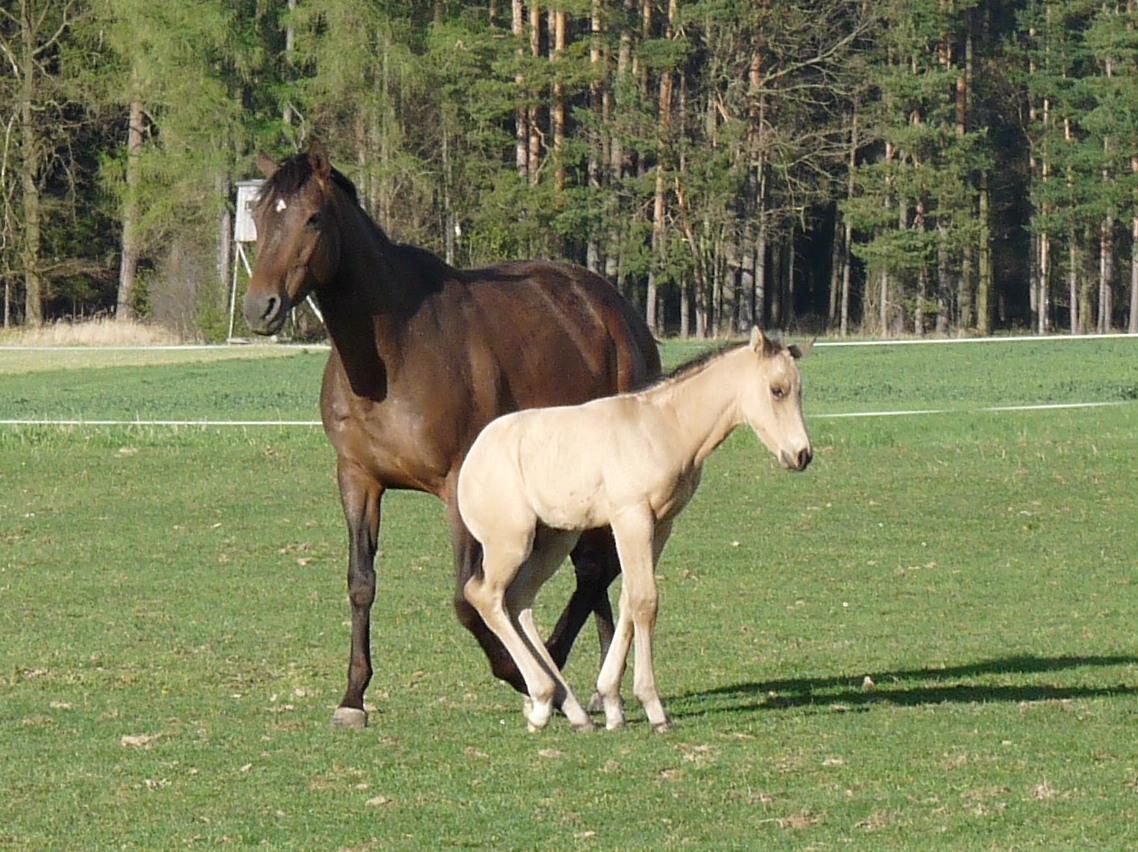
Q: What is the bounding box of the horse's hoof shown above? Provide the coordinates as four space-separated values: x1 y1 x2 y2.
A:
331 706 369 728
652 718 674 734
586 692 606 713
526 720 548 733
572 718 596 733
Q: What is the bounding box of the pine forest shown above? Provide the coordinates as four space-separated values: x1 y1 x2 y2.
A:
3 0 1138 339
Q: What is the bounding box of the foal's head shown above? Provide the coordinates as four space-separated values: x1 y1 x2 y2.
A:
739 327 813 472
244 142 350 335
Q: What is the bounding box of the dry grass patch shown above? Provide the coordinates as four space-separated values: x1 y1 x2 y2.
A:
0 317 181 346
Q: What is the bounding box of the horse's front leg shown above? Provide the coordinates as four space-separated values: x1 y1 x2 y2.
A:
331 461 383 728
445 497 528 694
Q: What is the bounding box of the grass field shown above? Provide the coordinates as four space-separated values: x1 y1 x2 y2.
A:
2 336 1137 850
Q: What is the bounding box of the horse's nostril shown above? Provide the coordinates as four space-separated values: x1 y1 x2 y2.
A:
798 448 813 470
262 296 278 321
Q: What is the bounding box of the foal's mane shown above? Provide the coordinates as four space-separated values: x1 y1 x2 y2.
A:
639 333 791 392
663 342 738 383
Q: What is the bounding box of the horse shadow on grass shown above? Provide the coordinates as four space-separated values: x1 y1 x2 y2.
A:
672 654 1138 720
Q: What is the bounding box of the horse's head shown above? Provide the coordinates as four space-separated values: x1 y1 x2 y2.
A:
741 327 813 472
243 143 343 335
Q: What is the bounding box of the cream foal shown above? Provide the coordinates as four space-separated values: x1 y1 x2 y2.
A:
457 327 812 732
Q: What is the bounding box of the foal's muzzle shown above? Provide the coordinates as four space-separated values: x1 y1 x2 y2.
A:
781 447 813 471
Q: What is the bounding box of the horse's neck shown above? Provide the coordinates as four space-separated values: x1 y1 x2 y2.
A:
339 211 422 312
317 205 435 366
652 351 744 467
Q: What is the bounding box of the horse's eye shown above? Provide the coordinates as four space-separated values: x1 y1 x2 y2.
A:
771 385 787 400
305 212 323 229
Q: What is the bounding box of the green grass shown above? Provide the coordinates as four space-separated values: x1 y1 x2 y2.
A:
2 338 1138 850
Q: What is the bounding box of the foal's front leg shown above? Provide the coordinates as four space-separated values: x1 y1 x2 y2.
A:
596 511 673 732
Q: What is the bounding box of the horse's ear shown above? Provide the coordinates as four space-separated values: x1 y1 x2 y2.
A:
256 153 278 179
308 141 331 183
789 339 815 359
749 326 777 356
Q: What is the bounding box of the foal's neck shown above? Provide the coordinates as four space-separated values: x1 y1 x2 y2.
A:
654 348 746 467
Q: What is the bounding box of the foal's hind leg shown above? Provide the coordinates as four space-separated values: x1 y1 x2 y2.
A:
547 528 620 668
546 528 621 713
463 531 563 731
447 501 528 695
510 529 593 731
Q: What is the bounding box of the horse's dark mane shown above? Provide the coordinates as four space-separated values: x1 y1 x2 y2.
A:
257 152 474 290
261 152 362 206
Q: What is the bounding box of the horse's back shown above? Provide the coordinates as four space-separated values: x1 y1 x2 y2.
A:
467 259 658 396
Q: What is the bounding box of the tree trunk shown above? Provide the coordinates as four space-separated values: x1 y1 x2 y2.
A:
18 7 43 325
586 0 604 273
1038 230 1050 334
744 47 768 329
604 0 635 290
837 105 857 336
647 0 677 335
513 0 527 179
755 192 768 328
976 170 991 335
1099 214 1113 333
549 8 566 193
527 3 541 184
1069 237 1079 335
1131 157 1138 333
116 99 144 320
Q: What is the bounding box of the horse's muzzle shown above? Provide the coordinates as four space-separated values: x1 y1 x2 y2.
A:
244 290 289 336
781 447 813 471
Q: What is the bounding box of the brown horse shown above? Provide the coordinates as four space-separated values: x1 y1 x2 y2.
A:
458 328 812 732
243 144 660 727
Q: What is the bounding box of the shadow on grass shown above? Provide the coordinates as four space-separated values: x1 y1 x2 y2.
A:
674 654 1138 719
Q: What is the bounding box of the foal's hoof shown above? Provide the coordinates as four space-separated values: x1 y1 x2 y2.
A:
652 717 674 734
331 706 369 728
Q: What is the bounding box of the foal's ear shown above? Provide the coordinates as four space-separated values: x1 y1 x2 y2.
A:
749 326 778 357
308 141 331 183
256 152 278 179
788 339 815 360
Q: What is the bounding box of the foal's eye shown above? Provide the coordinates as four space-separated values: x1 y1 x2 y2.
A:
771 385 787 400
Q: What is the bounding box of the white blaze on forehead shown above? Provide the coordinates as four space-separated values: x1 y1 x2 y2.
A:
275 198 288 213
